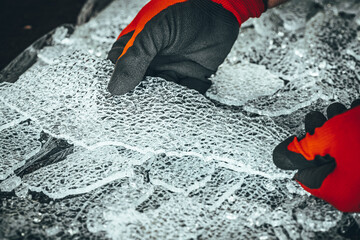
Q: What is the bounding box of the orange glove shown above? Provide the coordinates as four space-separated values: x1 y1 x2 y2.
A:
273 100 360 212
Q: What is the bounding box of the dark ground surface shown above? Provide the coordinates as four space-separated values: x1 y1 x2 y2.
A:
0 0 86 71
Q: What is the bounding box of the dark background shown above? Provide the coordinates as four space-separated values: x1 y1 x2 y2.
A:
0 0 87 71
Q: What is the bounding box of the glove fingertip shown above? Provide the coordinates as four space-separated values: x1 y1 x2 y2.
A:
107 62 142 95
304 111 327 135
351 99 360 109
327 102 347 119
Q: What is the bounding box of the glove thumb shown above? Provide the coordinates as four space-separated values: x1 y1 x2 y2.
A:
107 26 161 95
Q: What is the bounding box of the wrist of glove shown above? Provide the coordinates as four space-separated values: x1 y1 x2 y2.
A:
273 99 360 212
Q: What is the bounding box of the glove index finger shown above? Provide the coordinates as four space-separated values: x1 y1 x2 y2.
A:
107 31 158 95
304 111 327 135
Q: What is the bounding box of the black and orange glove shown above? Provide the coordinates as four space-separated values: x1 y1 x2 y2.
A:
107 0 267 95
273 100 360 212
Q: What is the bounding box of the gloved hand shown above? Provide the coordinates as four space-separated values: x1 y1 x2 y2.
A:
273 100 360 212
107 0 266 95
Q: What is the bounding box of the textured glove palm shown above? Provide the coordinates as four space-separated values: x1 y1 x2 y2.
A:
107 0 265 95
273 100 360 212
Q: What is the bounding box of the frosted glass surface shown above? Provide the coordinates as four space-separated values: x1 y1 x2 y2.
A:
0 52 290 178
146 155 216 194
1 0 359 239
21 146 150 199
207 63 284 106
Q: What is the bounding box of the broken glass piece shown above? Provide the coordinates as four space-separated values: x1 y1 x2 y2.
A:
295 197 343 232
226 27 268 65
145 155 216 194
273 0 318 31
253 10 284 37
189 168 256 210
20 146 150 199
135 186 174 213
244 81 324 117
88 193 204 240
86 176 154 236
207 63 283 106
0 175 22 192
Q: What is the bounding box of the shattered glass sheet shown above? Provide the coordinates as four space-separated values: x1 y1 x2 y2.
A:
1 0 360 239
20 146 150 199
